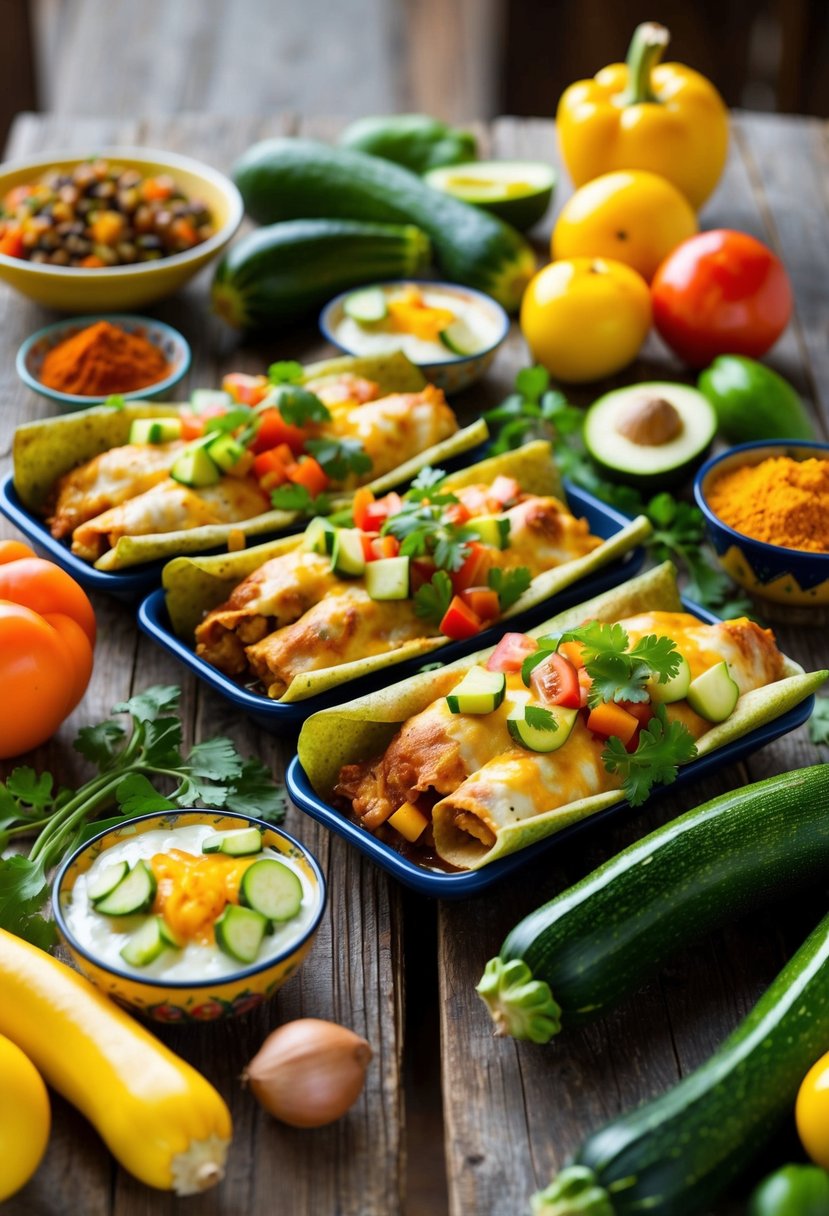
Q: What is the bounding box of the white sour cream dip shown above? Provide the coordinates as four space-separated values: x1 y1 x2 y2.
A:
332 284 501 363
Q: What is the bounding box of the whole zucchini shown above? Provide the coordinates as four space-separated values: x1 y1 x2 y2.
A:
531 909 829 1216
232 138 537 312
478 766 829 1043
338 113 477 174
212 218 431 330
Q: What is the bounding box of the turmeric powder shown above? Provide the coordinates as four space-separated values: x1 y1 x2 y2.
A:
39 320 170 396
708 455 829 553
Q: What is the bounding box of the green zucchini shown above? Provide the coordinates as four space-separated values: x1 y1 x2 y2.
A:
339 114 477 174
231 138 537 312
477 766 829 1043
532 908 829 1215
212 218 431 330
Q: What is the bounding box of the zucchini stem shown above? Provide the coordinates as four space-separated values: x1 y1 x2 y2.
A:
531 1166 614 1216
475 957 562 1043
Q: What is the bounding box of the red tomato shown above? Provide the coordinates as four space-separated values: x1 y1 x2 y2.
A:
410 557 436 592
486 633 537 673
529 652 581 709
439 596 481 641
369 535 400 561
460 587 500 622
444 502 472 526
618 700 654 728
489 475 521 509
577 667 592 708
365 493 402 532
452 543 492 594
253 447 292 484
179 411 205 441
651 229 793 367
222 372 269 406
252 408 307 456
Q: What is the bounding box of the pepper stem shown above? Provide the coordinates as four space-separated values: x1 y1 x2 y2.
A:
622 22 670 105
531 1166 614 1215
475 957 562 1043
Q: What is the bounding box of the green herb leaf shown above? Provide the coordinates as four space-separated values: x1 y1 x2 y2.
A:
270 483 333 516
116 773 178 816
305 436 372 480
272 385 331 426
104 393 125 410
113 685 181 724
204 406 253 434
629 634 682 684
0 857 56 948
524 705 559 732
488 566 532 611
74 720 127 769
602 704 697 806
413 571 453 622
409 466 447 495
225 759 287 820
5 768 54 811
268 360 304 385
515 365 549 403
809 696 829 746
559 622 680 707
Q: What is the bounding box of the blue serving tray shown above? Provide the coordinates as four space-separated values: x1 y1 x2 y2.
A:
285 594 817 897
136 482 646 730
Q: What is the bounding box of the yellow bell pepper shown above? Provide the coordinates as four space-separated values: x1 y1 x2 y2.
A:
556 22 729 210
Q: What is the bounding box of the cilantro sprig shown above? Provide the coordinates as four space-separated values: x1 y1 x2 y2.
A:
602 704 698 806
271 484 333 516
382 467 490 574
305 436 373 481
524 705 559 732
0 686 285 947
488 566 531 612
413 571 453 622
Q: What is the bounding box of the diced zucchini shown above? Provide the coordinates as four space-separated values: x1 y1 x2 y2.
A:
206 433 248 473
507 705 577 753
87 860 129 903
466 514 510 549
239 859 303 922
214 904 269 964
343 287 388 324
191 389 234 413
330 528 366 577
128 417 183 445
94 861 157 917
170 444 222 488
388 803 430 843
303 516 338 555
686 661 740 722
446 666 506 715
365 555 410 601
649 654 692 704
202 827 264 856
119 917 167 967
439 317 483 357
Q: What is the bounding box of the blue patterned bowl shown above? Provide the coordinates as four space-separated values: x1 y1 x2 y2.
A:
694 440 829 606
319 280 509 395
17 313 191 412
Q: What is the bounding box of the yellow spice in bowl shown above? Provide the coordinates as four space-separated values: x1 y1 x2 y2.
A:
707 455 829 553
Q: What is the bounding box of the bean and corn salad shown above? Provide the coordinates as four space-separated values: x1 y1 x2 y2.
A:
0 159 215 267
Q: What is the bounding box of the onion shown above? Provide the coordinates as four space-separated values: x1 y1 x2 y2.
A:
243 1018 373 1128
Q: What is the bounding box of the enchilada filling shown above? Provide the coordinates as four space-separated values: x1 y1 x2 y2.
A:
194 469 603 697
334 611 786 869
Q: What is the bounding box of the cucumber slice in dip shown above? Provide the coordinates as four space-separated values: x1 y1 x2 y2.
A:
240 859 303 922
343 287 388 324
120 917 168 968
649 654 691 704
439 316 484 357
214 904 269 963
424 160 556 231
128 418 182 445
584 383 716 491
687 661 740 723
87 860 129 903
94 861 156 917
446 666 507 715
202 826 264 856
507 705 577 753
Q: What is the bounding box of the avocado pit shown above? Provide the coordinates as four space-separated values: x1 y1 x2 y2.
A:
615 394 684 446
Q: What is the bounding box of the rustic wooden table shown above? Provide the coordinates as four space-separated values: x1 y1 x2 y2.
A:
2 110 827 1216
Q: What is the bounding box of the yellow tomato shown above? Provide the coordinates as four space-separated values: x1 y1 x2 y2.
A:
796 1050 829 1168
552 171 698 282
520 257 651 383
0 1033 50 1201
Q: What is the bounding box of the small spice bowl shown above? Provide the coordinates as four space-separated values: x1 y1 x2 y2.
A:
53 809 326 1023
694 440 829 606
17 313 191 412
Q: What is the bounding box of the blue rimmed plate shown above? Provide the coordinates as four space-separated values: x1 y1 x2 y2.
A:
136 482 646 729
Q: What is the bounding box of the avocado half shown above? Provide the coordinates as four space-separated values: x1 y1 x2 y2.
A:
584 383 717 491
424 160 555 231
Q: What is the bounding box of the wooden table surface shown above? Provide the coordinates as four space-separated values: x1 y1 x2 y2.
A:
2 110 827 1216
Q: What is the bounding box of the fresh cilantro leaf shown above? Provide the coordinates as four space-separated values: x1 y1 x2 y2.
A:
586 652 652 707
809 696 829 746
488 566 532 611
521 640 559 687
630 634 682 684
561 621 630 665
5 768 54 810
268 360 304 385
409 466 447 495
271 483 332 516
559 622 679 707
74 719 127 769
225 759 287 821
384 499 471 572
524 705 559 732
602 705 698 806
418 661 445 673
204 406 253 434
515 365 550 403
104 393 125 410
0 857 56 948
141 717 184 769
115 773 177 816
305 436 372 480
113 685 181 724
272 385 331 426
187 737 245 783
413 571 453 622
433 528 473 573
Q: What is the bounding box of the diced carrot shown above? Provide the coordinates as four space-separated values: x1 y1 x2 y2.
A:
179 411 205 441
461 586 500 622
368 535 400 561
586 701 639 745
577 667 592 708
170 218 198 246
141 176 174 202
80 254 106 267
253 448 293 483
452 542 492 594
559 640 586 669
352 487 375 531
288 456 329 498
253 408 307 455
0 227 25 258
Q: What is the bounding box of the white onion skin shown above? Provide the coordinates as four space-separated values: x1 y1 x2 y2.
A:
243 1018 373 1128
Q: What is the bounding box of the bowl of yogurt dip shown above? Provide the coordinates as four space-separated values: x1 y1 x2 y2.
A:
320 279 510 394
53 810 326 1023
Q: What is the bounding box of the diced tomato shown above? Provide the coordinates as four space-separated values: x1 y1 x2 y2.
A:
559 640 586 669
0 227 25 258
369 535 400 561
444 501 472 526
530 652 581 709
352 487 376 531
222 372 269 407
260 468 290 492
618 700 654 728
287 455 329 498
253 407 307 456
410 557 436 592
456 485 491 516
199 400 233 421
578 667 592 709
253 445 294 483
439 595 482 641
486 632 538 673
489 475 521 509
179 410 205 441
452 542 492 594
625 729 642 754
586 701 639 745
461 587 500 622
366 493 403 532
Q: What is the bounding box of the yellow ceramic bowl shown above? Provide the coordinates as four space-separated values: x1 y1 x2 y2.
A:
0 148 243 312
53 810 326 1023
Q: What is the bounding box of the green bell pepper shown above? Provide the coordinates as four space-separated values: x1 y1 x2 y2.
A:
749 1164 829 1216
697 355 814 443
339 113 477 175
